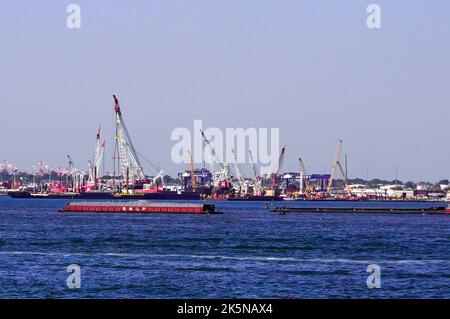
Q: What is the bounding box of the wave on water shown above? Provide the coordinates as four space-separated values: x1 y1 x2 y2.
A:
0 251 449 265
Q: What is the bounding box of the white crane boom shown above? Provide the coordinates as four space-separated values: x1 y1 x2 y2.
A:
337 160 349 189
270 144 286 191
114 95 145 184
249 150 258 180
248 150 262 195
298 157 309 193
153 169 165 188
200 129 223 173
88 126 106 188
200 129 231 186
327 139 343 193
231 148 246 189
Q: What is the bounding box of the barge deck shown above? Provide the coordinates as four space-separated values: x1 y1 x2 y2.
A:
59 201 222 214
271 205 448 215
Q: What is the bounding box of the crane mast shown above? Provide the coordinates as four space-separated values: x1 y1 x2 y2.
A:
67 155 75 175
66 154 83 192
38 161 50 176
270 144 287 191
231 148 247 195
88 126 106 189
337 160 349 189
248 150 262 195
249 150 258 180
187 150 197 191
113 95 145 186
152 169 165 189
200 129 223 172
298 157 309 194
200 129 230 187
327 139 343 193
93 126 106 172
231 148 245 185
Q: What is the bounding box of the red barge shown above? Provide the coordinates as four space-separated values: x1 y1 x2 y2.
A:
59 201 222 214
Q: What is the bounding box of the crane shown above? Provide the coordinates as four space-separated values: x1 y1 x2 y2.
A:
200 129 223 173
66 155 78 192
152 169 165 189
231 148 245 185
88 126 106 190
2 161 18 188
113 95 145 186
67 154 86 192
298 157 310 194
337 160 349 190
187 150 197 191
2 161 17 174
326 139 347 193
93 126 106 177
38 161 51 176
248 150 262 195
200 129 231 187
249 150 258 180
270 144 287 191
67 155 75 173
231 148 248 196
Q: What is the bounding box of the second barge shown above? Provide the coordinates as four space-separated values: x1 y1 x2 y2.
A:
270 202 449 215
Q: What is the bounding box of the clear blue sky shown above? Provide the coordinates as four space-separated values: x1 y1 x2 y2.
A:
1 1 450 182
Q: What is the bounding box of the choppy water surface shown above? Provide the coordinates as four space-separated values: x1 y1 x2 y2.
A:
0 197 448 298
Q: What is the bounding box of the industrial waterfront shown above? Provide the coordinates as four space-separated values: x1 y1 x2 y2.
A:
2 95 450 212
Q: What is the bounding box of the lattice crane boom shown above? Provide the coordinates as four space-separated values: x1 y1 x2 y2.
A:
187 150 197 191
249 150 258 180
270 144 287 190
88 126 106 188
298 157 309 193
200 129 223 174
327 139 343 193
113 95 145 184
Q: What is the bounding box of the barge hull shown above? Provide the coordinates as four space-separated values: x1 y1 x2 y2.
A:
59 201 221 214
272 206 448 215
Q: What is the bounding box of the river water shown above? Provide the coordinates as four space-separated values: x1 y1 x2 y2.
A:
0 197 448 298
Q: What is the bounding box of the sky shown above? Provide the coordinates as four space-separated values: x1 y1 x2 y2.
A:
1 1 450 182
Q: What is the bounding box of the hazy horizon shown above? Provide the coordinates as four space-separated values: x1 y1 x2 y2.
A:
1 1 450 182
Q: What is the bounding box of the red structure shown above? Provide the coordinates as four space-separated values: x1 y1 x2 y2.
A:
59 201 220 214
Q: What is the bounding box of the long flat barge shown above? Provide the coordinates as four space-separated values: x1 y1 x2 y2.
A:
271 205 448 215
58 201 222 214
